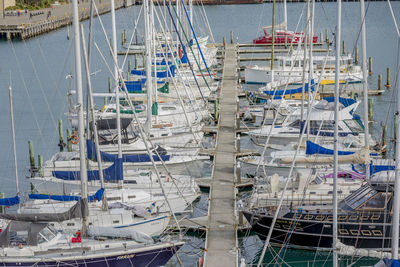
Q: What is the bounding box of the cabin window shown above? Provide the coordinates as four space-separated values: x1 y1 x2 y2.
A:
107 197 121 201
161 133 168 137
113 220 120 224
161 106 176 111
359 192 389 210
286 61 291 67
128 195 137 199
124 180 137 184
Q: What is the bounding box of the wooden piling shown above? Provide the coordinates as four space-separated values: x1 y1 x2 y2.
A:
230 31 233 44
236 161 241 184
355 47 358 65
378 74 382 91
0 193 4 214
28 141 36 177
108 77 112 93
368 57 372 76
67 26 70 40
368 98 373 121
58 119 65 152
66 129 72 152
325 29 329 43
128 60 131 80
38 155 44 177
342 40 345 55
214 99 219 121
386 67 391 88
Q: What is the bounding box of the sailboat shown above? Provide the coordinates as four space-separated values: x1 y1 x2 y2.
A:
0 0 184 264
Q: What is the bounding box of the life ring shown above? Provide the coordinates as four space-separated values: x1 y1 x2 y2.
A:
71 131 79 144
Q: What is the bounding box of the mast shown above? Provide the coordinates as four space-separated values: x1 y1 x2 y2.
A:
300 2 309 124
145 0 153 133
81 25 108 211
151 0 158 125
360 0 370 180
271 0 275 81
110 0 122 160
283 0 287 31
307 0 314 139
72 0 89 236
392 34 400 260
8 77 20 199
333 0 341 265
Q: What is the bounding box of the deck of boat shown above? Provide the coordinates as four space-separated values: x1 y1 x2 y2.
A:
204 43 239 267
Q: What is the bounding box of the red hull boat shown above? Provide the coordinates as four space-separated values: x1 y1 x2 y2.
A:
253 27 318 44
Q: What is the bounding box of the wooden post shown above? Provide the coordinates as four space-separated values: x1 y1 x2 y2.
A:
342 40 345 55
284 35 288 49
237 134 241 152
128 60 131 80
67 26 70 40
110 37 113 52
355 47 359 65
28 141 36 177
236 160 241 184
368 98 373 122
121 32 124 45
368 57 372 76
386 67 391 88
38 155 44 177
378 74 382 91
214 99 219 122
381 124 387 154
0 193 4 214
395 114 398 148
230 31 233 44
223 37 226 48
58 119 65 152
66 129 73 152
325 29 329 43
108 77 112 93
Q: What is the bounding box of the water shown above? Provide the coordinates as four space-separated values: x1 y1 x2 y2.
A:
0 2 399 265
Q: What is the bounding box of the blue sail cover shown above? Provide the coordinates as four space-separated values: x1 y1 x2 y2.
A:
306 141 355 155
29 188 104 202
123 80 144 92
352 163 395 176
323 97 356 108
131 65 176 78
52 158 123 181
0 196 20 206
263 80 315 97
86 139 170 163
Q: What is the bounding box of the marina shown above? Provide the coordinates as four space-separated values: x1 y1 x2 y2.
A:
0 0 400 266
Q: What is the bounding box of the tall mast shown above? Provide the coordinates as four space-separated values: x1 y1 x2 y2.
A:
81 25 108 211
72 0 89 236
110 0 122 159
333 0 342 265
151 0 158 125
360 0 370 180
8 78 19 199
307 0 314 139
271 0 275 80
392 36 400 260
300 2 309 124
145 0 153 133
283 0 287 31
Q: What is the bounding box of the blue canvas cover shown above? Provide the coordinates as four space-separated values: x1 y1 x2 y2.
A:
131 64 176 78
306 141 355 155
323 97 356 108
29 188 104 202
0 196 19 206
52 158 123 181
86 139 170 163
263 80 315 97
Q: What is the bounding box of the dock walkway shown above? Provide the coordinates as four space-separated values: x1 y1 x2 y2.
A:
204 43 238 267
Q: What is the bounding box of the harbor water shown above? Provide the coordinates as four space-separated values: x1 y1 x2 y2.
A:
0 2 399 266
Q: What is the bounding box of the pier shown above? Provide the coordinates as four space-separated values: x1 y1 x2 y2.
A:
0 0 129 40
204 43 239 266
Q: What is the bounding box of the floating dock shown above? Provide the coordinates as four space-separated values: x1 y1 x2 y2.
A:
204 43 239 267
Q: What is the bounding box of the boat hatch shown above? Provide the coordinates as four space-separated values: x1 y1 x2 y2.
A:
340 184 377 211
